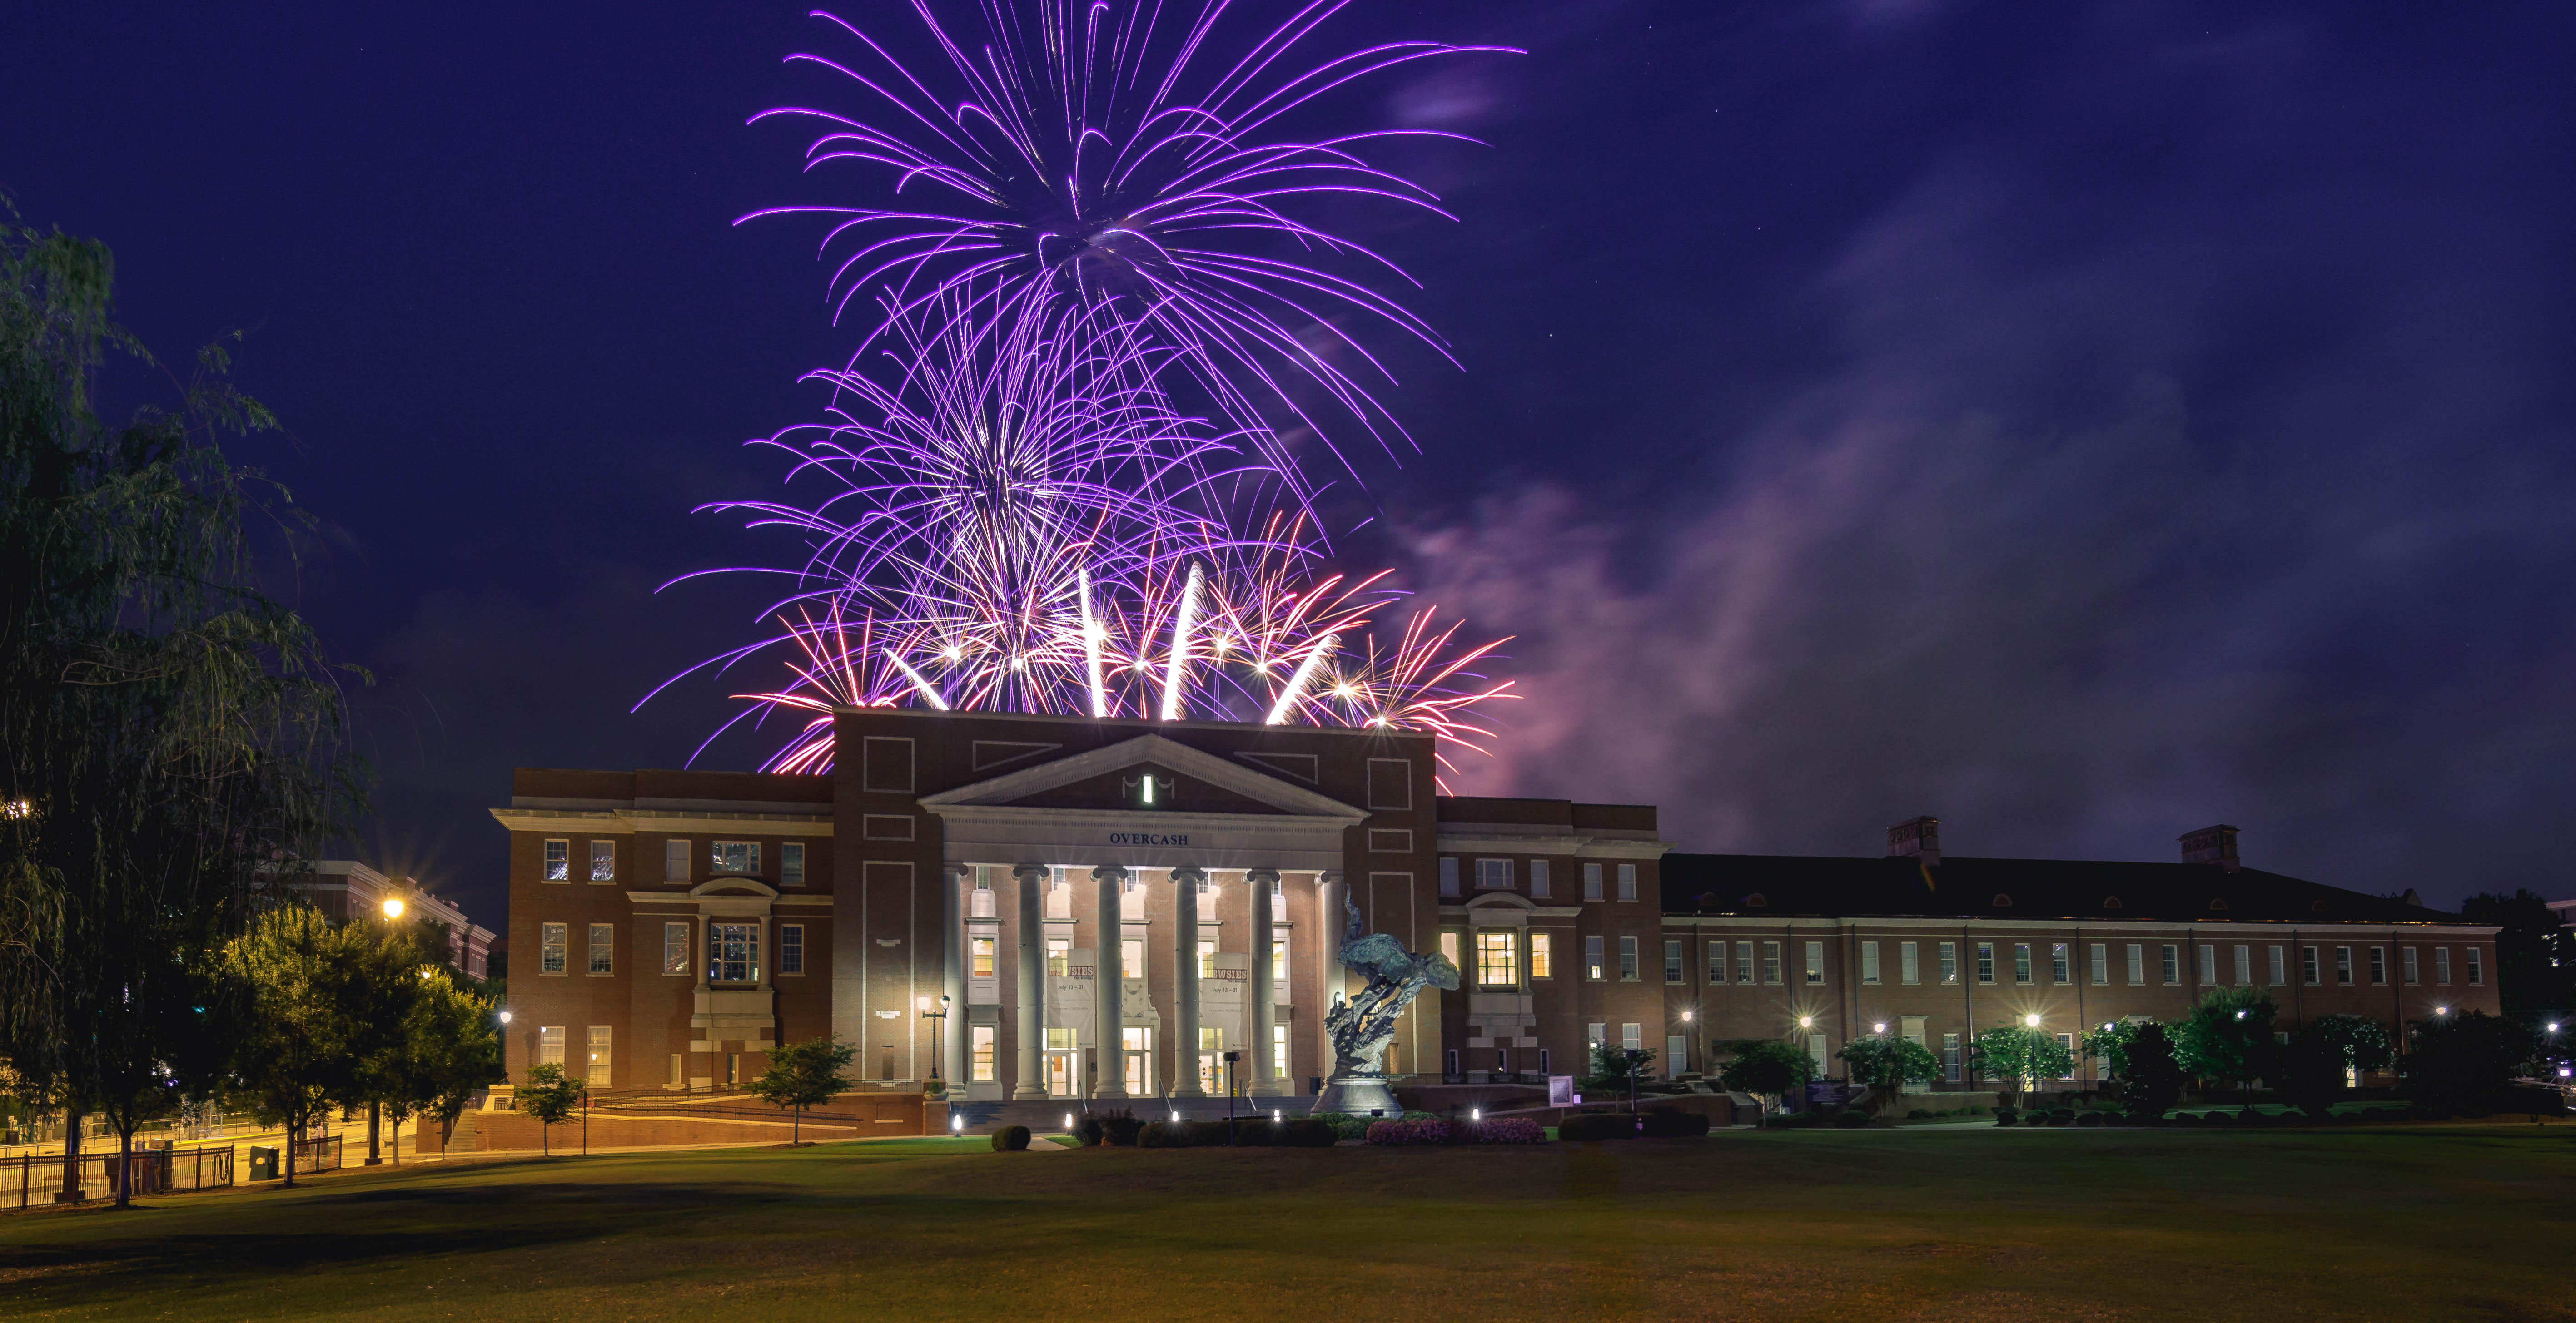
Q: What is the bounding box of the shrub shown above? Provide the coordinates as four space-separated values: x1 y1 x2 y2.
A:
1641 1108 1711 1137
1558 1112 1631 1141
1139 1121 1194 1148
1073 1115 1104 1146
2047 1108 2076 1126
1308 1110 1371 1142
1994 1106 2019 1127
1365 1117 1451 1145
1080 1108 1144 1146
2075 1111 2105 1127
2203 1109 2233 1125
1769 1109 1821 1129
1907 1109 1931 1120
1833 1110 1870 1129
990 1125 1031 1152
1468 1117 1547 1144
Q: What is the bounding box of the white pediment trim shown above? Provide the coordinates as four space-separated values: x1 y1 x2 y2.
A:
918 733 1365 820
690 877 779 898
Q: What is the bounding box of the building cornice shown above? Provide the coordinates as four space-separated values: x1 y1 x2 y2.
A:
489 807 833 837
1436 832 1673 860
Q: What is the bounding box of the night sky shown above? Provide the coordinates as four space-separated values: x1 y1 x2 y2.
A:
11 2 2574 923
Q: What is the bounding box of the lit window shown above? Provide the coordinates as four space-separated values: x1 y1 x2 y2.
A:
589 840 615 882
781 842 806 887
1529 860 1551 899
1586 935 1606 981
1121 939 1144 980
664 838 690 883
1441 931 1461 970
1477 932 1519 986
587 923 612 975
707 922 760 983
971 1026 997 1082
1271 1024 1289 1079
543 840 569 882
1616 864 1636 902
1583 863 1604 902
1271 937 1289 997
537 1025 565 1066
1619 936 1640 981
780 924 805 976
972 936 996 977
711 841 760 876
587 1026 611 1087
1530 932 1552 979
1861 941 1880 985
540 923 567 975
1046 938 1069 977
1198 938 1216 981
662 923 689 975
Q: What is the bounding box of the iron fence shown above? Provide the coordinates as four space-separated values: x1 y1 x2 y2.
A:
2 1144 236 1210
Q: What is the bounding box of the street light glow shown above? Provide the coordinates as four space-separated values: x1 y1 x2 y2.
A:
381 896 405 919
2024 1013 2042 1028
1798 1015 1814 1029
498 1010 512 1024
1873 1022 1887 1034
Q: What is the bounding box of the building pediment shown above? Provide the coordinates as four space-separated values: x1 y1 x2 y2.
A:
691 877 779 898
919 733 1365 820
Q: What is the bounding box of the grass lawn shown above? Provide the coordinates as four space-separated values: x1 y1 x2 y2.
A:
4 1123 2572 1321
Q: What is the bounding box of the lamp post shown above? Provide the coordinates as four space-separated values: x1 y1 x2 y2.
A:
919 995 952 1090
365 892 411 1166
1223 1050 1241 1145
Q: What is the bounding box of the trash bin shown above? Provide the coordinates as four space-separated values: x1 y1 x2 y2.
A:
247 1145 279 1181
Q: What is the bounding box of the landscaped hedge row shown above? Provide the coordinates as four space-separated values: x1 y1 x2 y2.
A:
1135 1118 1338 1147
1358 1116 1548 1145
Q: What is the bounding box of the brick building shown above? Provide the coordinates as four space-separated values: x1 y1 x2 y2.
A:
493 708 2497 1100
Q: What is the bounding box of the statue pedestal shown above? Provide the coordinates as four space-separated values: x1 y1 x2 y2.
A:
1313 1075 1400 1117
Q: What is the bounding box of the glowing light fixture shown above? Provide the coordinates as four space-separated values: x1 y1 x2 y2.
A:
1873 1022 1887 1034
498 1010 513 1024
381 896 406 919
2025 1013 2042 1028
1798 1015 1814 1029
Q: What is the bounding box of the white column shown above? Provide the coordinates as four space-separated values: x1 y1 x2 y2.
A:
1249 867 1280 1096
1012 864 1047 1100
940 866 965 1085
1171 866 1206 1097
1316 869 1345 1088
1093 864 1129 1098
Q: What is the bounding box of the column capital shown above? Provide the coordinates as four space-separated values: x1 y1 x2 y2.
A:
1244 867 1282 887
1091 863 1130 885
1168 864 1209 887
1315 869 1342 886
1012 862 1050 883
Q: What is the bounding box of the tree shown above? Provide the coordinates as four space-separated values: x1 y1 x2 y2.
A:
1577 1040 1656 1107
0 207 362 1206
1836 1034 1940 1102
222 907 371 1188
2114 1024 2187 1121
2173 987 2277 1110
2277 1014 2396 1113
1967 1026 2073 1108
2459 890 2576 1021
2083 1020 2146 1078
389 972 502 1158
748 1036 856 1144
1716 1040 1816 1123
517 1062 587 1156
2398 1010 2536 1117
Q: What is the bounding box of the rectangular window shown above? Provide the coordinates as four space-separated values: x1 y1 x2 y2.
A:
2012 943 2032 984
1475 858 1513 891
1621 1023 1642 1051
1805 940 1825 985
1706 941 1726 983
1583 862 1604 902
1861 941 1881 985
2467 947 2483 986
589 839 616 882
707 921 760 984
1198 938 1217 981
2196 944 2215 984
2335 946 2353 986
1587 1022 1607 1047
664 838 689 883
2369 946 2387 985
1529 860 1551 899
587 923 612 975
1976 942 1996 985
781 842 806 887
2126 944 2144 985
1047 938 1070 977
2301 946 2320 986
1737 941 1756 984
2089 942 2108 985
1530 932 1552 979
1272 937 1290 995
542 839 569 882
1438 857 1460 897
2049 943 2069 984
662 922 690 975
1900 941 1920 985
1616 864 1637 902
2055 1032 2077 1081
1618 936 1640 981
2435 947 2453 985
541 922 567 975
1122 938 1145 981
538 1025 565 1066
970 1026 996 1082
780 924 805 976
2402 946 2418 984
711 841 760 876
1272 1024 1289 1080
2269 945 2287 986
1939 1032 1963 1082
587 1026 611 1087
970 935 995 978
1440 931 1461 970
2235 945 2252 985
2162 945 2180 985
1664 939 1684 983
1939 941 1958 985
1586 936 1606 981
1762 941 1783 985
1477 932 1519 987
667 1053 683 1088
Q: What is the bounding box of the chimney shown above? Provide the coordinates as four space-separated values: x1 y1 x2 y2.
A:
2181 824 2240 872
1887 816 1940 866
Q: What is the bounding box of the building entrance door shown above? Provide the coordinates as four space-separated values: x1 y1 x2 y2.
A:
1045 1029 1077 1097
1122 1027 1151 1095
1900 1017 1930 1094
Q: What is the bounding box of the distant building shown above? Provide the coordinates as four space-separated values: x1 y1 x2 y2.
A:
490 706 2498 1101
288 861 495 979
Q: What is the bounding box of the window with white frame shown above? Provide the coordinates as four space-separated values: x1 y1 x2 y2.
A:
587 1026 612 1086
2369 946 2387 985
2090 942 2108 985
1621 1023 1642 1050
2402 946 2418 984
1529 859 1551 898
2235 944 2252 984
971 935 996 977
2435 947 2452 984
1900 940 1920 985
2126 943 2144 985
662 922 690 975
1583 862 1604 901
1978 942 1997 985
2012 943 2032 984
664 838 689 883
1438 857 1460 897
1616 864 1637 902
1939 941 1957 984
1587 1022 1606 1047
1440 931 1461 970
1861 941 1880 984
1664 939 1684 983
538 1024 565 1066
2467 947 2483 986
543 839 570 882
1530 932 1551 979
1585 935 1606 981
1619 936 1640 981
1477 931 1519 986
589 839 615 882
1762 941 1782 985
540 922 567 975
711 841 760 876
2268 945 2286 985
1475 858 1513 891
781 924 806 975
1122 939 1144 980
781 842 806 887
2335 946 2353 985
1737 941 1756 984
971 1025 997 1082
707 922 760 984
2162 945 2181 985
587 923 612 975
1805 940 1825 985
1047 938 1070 977
2301 946 2320 985
2198 944 2217 984
2052 942 2071 984
1272 1024 1289 1079
2054 1032 2076 1080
